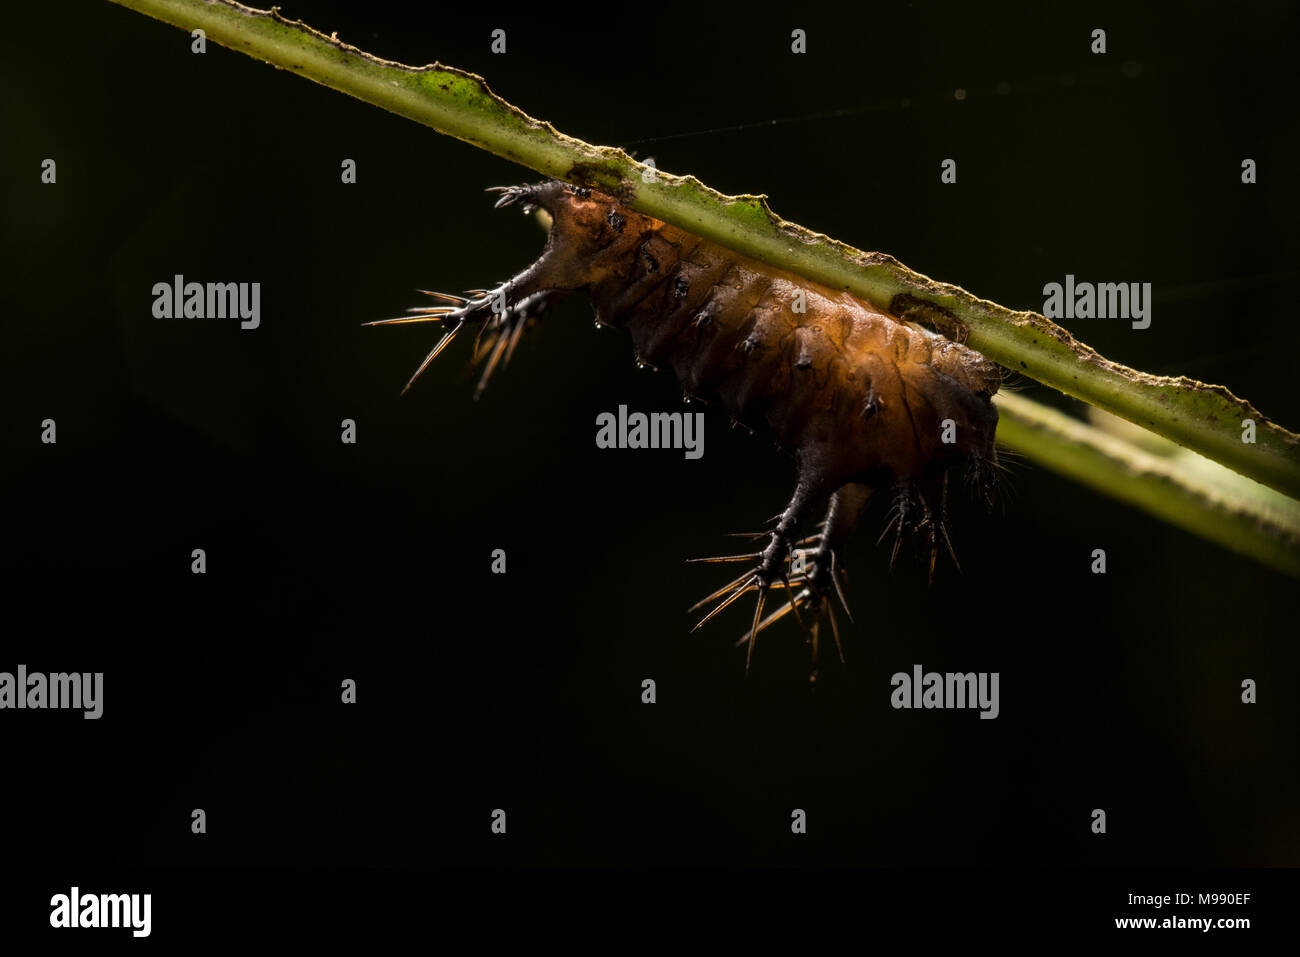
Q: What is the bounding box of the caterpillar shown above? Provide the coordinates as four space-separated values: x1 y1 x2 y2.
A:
368 180 1003 672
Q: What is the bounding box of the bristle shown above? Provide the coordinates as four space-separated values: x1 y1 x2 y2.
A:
691 576 759 632
743 587 768 676
830 560 854 624
399 320 466 395
825 602 846 667
685 552 764 564
473 325 512 400
503 314 529 366
687 567 756 614
363 312 453 327
735 589 803 646
485 185 523 209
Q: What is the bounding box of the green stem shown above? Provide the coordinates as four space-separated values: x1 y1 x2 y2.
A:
995 393 1300 577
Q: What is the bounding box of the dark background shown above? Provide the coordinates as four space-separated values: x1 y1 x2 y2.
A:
3 0 1297 871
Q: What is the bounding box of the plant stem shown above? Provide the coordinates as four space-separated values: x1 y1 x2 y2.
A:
995 393 1300 578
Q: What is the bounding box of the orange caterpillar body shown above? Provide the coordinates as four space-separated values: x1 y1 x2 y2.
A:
371 181 1002 671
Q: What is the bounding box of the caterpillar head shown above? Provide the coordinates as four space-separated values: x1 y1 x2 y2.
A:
488 181 656 292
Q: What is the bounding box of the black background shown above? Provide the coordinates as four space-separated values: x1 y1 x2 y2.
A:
3 0 1297 897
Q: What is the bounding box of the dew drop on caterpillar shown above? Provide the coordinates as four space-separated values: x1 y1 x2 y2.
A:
368 180 1003 672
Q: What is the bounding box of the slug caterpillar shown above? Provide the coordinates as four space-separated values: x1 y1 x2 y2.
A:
370 181 1002 671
